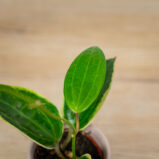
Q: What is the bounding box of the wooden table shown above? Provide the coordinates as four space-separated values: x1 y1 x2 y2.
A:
0 0 159 158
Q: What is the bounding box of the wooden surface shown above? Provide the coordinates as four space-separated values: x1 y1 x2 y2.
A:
0 0 159 158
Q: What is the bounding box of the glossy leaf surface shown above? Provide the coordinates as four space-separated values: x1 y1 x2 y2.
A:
0 84 63 149
63 58 115 129
64 46 106 113
79 154 92 159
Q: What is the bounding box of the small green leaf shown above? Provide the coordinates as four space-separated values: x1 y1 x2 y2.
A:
0 84 63 149
79 154 92 159
63 58 116 129
64 46 106 113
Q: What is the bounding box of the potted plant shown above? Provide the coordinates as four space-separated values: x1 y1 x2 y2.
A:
0 46 115 159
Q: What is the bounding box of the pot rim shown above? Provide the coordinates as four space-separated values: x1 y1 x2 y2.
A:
28 124 111 159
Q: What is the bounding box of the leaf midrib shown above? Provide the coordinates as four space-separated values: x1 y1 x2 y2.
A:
80 59 103 107
76 55 92 108
70 54 83 107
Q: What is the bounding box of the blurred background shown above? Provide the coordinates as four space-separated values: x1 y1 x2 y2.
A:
0 0 159 158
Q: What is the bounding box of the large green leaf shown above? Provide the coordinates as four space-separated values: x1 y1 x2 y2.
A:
79 154 92 159
64 46 106 113
0 84 63 149
63 58 116 129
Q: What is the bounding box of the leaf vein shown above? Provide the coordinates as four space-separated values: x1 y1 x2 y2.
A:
0 99 54 138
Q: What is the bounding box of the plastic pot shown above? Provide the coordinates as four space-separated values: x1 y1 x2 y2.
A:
28 124 111 159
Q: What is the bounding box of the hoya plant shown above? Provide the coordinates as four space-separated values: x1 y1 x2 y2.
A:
0 46 115 159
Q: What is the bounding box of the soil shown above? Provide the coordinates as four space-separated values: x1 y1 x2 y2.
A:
34 129 104 159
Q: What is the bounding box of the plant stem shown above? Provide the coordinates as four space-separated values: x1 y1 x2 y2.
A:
75 113 79 132
38 106 79 159
61 128 72 151
72 113 80 159
55 143 67 159
72 134 76 159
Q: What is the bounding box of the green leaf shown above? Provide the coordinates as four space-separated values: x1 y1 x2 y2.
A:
79 154 92 159
0 84 63 149
64 46 106 113
63 58 116 129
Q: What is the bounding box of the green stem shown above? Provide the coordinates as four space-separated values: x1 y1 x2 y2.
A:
39 106 79 159
72 113 80 159
61 128 72 151
72 134 76 159
55 143 67 159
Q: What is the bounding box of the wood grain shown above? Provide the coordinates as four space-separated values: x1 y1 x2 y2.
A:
0 0 159 158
